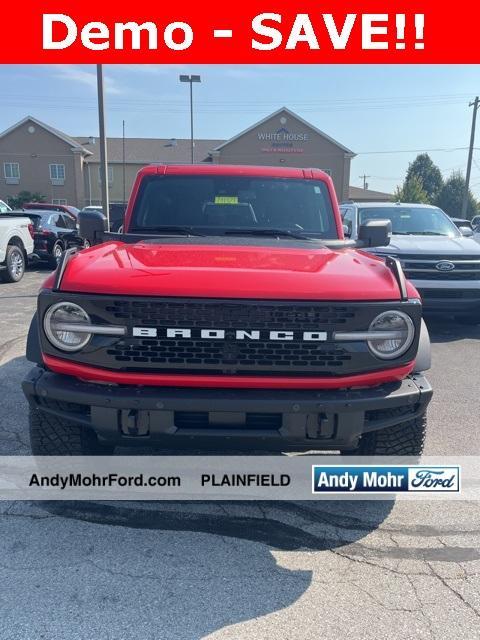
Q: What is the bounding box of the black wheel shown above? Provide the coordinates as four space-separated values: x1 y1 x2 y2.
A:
1 244 25 283
455 316 480 326
349 414 427 456
83 239 91 249
29 409 115 456
50 241 64 267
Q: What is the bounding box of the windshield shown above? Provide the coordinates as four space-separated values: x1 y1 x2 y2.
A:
130 175 338 239
358 206 460 237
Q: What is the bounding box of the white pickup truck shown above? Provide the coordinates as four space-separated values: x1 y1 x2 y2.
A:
0 212 34 282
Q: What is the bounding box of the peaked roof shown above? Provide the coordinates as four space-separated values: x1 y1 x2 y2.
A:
348 186 393 201
213 107 355 156
74 137 224 164
0 116 92 154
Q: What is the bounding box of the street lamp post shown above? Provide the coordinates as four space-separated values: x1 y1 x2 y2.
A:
96 64 110 230
179 74 201 164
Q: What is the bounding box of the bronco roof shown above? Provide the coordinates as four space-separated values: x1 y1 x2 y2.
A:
140 164 332 179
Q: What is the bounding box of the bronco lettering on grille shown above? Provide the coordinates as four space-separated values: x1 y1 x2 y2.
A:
132 327 328 341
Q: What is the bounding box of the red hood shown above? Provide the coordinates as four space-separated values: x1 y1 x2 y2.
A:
55 241 414 300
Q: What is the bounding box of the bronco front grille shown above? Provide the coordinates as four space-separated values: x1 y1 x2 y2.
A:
38 295 422 377
104 300 357 375
106 339 352 373
105 300 356 328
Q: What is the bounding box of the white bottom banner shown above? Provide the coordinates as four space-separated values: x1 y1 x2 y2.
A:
0 455 478 500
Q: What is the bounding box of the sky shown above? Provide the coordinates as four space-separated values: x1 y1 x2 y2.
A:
0 64 479 197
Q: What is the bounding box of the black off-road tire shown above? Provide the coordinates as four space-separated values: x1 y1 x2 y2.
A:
353 414 427 456
29 409 115 456
1 244 25 283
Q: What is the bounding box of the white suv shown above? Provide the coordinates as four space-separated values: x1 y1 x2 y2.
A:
340 201 480 324
0 200 12 213
0 212 34 282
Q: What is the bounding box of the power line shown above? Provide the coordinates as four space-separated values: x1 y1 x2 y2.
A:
0 93 473 115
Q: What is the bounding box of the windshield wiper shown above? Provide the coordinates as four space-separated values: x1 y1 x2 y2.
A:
129 226 205 236
404 231 450 236
222 228 314 241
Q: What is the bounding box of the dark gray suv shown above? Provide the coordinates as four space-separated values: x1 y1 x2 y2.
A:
340 201 480 323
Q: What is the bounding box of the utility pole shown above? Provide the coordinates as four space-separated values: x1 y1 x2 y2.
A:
461 96 479 219
122 120 126 207
96 64 110 230
359 174 371 190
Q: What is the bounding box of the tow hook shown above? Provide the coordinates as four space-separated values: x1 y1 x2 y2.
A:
120 409 150 436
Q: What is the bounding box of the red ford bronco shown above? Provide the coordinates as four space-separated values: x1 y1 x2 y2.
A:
22 164 432 455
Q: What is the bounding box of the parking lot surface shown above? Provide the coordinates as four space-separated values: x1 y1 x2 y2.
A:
0 269 479 640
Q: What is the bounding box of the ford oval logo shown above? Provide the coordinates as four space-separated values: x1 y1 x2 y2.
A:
435 260 455 272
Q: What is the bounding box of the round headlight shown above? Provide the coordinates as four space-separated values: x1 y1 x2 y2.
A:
367 310 414 360
44 302 91 352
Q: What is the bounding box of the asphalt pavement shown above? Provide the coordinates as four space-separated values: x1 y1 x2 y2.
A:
0 268 479 640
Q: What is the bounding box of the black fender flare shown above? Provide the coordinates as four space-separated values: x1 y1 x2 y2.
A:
26 312 43 364
413 318 431 373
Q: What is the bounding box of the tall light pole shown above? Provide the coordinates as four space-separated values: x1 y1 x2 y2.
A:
461 96 479 219
96 64 110 230
179 74 201 164
122 119 126 207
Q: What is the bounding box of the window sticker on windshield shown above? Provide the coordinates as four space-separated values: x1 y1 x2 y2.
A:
314 186 321 194
214 196 238 205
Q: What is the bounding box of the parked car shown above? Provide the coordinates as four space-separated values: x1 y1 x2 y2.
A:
80 205 125 232
109 203 126 232
450 217 474 235
339 201 480 323
23 202 80 219
80 206 103 214
0 199 12 213
471 214 480 231
27 210 85 267
23 164 432 456
0 212 34 282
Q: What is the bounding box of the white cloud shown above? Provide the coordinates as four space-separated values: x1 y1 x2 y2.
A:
48 65 122 95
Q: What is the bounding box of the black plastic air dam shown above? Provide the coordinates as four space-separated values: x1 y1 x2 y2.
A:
23 367 432 451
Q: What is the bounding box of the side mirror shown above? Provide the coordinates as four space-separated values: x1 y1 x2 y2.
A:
78 210 107 246
459 226 473 237
358 219 392 248
343 224 351 238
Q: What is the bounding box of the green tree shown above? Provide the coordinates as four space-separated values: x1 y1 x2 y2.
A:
435 171 479 219
405 153 443 201
7 191 46 209
393 175 429 204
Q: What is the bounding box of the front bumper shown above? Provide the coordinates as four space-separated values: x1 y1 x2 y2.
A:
413 280 480 315
22 367 433 451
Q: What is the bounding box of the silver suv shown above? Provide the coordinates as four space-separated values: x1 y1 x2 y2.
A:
340 201 480 323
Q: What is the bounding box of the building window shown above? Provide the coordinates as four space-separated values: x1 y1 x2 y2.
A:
49 164 65 185
98 166 114 185
52 199 67 205
4 162 20 184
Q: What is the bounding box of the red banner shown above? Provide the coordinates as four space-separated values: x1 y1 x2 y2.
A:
2 1 479 63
